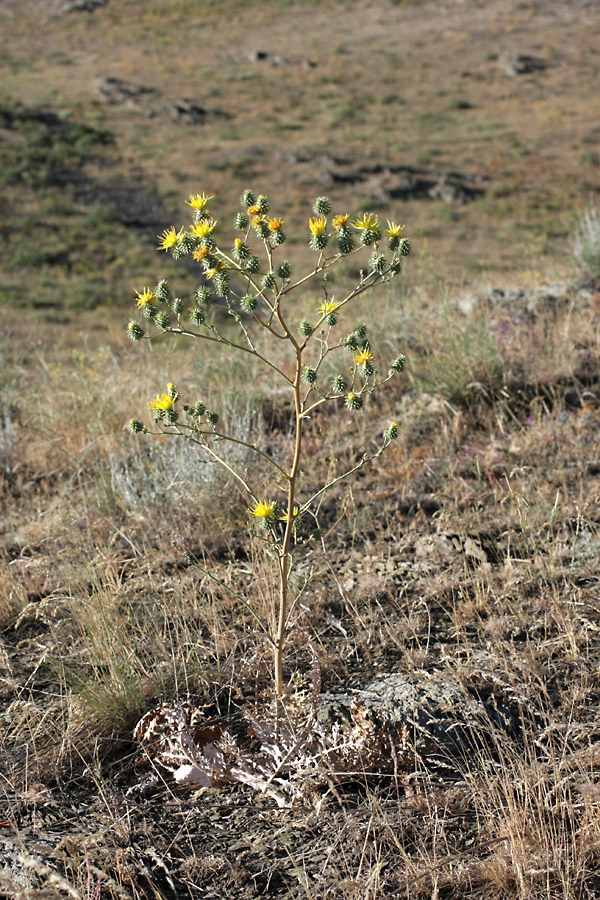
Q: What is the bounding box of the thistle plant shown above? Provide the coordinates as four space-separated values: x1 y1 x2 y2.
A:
127 191 409 701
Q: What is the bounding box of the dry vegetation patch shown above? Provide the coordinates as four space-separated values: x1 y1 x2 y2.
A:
2 275 600 898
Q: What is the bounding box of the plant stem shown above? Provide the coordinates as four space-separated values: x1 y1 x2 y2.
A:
274 344 302 700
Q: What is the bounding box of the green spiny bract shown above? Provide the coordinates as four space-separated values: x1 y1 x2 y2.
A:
337 231 355 254
277 260 292 279
240 189 255 207
206 410 219 427
235 212 249 229
389 354 406 374
354 323 368 340
127 321 144 341
271 229 286 246
342 333 359 352
345 392 364 411
190 307 206 326
309 230 329 252
299 320 313 337
195 286 213 306
302 366 318 385
313 196 332 216
397 236 411 257
233 239 251 261
241 295 258 312
171 297 184 316
253 218 271 240
358 361 375 378
369 252 387 274
245 255 261 274
384 422 399 441
214 274 229 297
128 418 146 433
261 273 276 291
331 374 348 392
155 312 171 329
155 279 171 302
141 302 156 320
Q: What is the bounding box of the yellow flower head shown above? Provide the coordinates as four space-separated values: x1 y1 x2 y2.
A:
318 301 338 316
234 237 244 249
148 383 178 412
385 221 405 239
280 506 299 522
250 500 276 519
354 348 375 366
204 261 229 280
193 245 209 261
268 217 284 233
332 214 350 229
352 212 380 232
186 192 213 212
157 226 184 251
309 216 327 236
247 204 261 216
135 287 156 308
189 219 217 240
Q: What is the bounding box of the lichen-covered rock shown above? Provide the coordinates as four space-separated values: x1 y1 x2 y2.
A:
317 671 492 770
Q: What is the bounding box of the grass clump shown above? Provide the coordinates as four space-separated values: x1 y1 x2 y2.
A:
573 201 600 280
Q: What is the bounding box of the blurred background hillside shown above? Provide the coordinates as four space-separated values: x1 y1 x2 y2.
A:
1 0 599 324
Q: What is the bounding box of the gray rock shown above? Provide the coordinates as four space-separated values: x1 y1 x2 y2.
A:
317 671 493 769
62 0 109 11
499 52 548 77
96 77 156 106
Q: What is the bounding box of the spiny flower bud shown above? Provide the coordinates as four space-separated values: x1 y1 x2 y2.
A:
302 366 318 385
384 421 399 441
214 273 229 297
245 255 261 274
313 196 332 216
206 410 219 427
155 279 171 302
397 236 411 257
345 392 363 411
271 229 286 246
261 273 276 290
354 323 368 340
128 418 146 433
342 333 359 352
127 321 144 341
389 354 406 374
241 189 255 207
163 409 178 425
331 374 347 392
337 231 355 254
155 312 171 329
192 402 206 416
235 212 249 229
141 302 156 320
299 320 313 337
190 307 206 326
195 286 212 305
277 260 292 279
171 297 184 315
369 252 387 274
241 295 258 312
233 238 251 261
